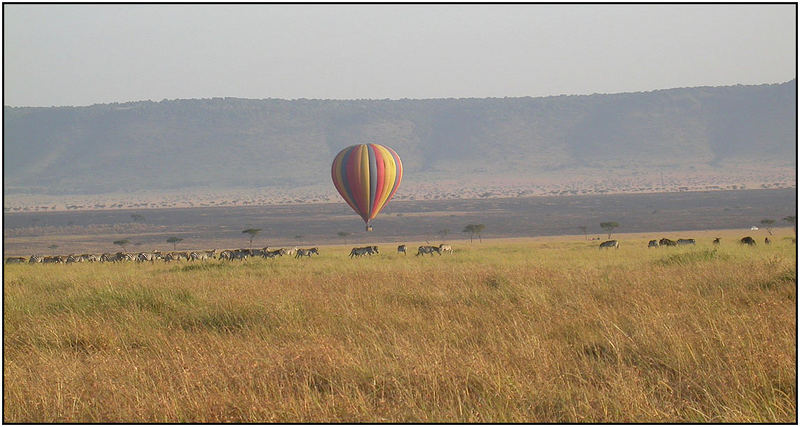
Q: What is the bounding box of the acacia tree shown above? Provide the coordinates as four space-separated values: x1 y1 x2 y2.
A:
760 219 776 235
113 239 131 252
242 228 261 249
600 222 619 239
463 224 486 243
166 237 183 251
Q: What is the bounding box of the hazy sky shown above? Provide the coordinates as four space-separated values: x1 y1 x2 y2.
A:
3 4 796 107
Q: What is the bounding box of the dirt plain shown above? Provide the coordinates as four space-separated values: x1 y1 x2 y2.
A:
3 188 795 256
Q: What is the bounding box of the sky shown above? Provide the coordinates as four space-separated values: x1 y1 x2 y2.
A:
3 4 797 107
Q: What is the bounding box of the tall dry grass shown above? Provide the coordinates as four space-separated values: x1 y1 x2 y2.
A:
3 233 796 422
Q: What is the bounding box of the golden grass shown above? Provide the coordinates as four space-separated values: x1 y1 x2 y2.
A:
3 233 796 422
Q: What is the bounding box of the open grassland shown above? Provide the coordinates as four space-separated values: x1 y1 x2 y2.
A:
4 232 796 422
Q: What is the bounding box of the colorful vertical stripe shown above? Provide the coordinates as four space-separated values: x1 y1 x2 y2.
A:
331 144 403 224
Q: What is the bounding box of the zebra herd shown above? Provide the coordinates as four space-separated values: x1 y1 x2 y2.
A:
596 235 777 250
4 244 456 264
4 247 321 264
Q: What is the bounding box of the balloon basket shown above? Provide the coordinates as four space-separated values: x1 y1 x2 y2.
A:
366 225 373 232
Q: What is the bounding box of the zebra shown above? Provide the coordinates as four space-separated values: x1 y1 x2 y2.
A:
263 249 284 258
659 238 677 247
713 237 721 245
648 240 659 248
765 237 771 245
416 245 440 256
137 252 160 263
438 244 453 254
397 245 407 255
5 257 26 264
350 246 378 258
599 240 619 249
29 255 43 264
295 248 319 258
219 250 234 261
676 239 696 245
164 252 190 262
189 251 209 262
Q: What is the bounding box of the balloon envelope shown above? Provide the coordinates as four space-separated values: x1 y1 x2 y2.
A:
331 144 403 226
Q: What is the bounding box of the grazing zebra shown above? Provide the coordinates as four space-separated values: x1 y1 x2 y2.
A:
416 245 440 256
164 252 190 262
350 246 378 258
295 248 319 258
397 245 407 255
438 244 453 254
676 238 696 245
713 237 721 245
189 251 209 262
29 255 43 264
5 257 26 264
740 236 756 246
648 240 659 248
43 255 67 264
599 240 619 249
659 238 677 247
137 252 160 263
219 250 234 261
263 249 284 258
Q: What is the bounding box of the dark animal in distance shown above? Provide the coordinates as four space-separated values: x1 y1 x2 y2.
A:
740 236 756 246
599 240 619 249
713 237 721 245
764 237 771 245
648 240 659 248
677 238 696 245
397 245 407 255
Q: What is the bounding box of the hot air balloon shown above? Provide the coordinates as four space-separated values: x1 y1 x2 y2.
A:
331 144 403 231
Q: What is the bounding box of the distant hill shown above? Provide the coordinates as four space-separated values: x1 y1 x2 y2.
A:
3 80 796 196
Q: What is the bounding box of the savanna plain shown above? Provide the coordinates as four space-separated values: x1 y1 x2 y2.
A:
3 231 796 423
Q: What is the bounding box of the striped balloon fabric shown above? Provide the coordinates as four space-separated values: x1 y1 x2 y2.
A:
331 144 403 230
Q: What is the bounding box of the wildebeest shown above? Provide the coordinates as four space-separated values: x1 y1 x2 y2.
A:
764 237 771 245
295 248 319 258
5 257 26 264
397 244 407 255
677 238 696 245
713 237 721 245
438 244 453 254
659 238 677 247
599 240 619 249
350 246 378 258
416 245 440 256
648 240 659 248
740 236 757 246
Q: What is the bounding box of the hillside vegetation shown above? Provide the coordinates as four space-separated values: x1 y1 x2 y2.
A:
4 80 795 196
4 233 795 422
